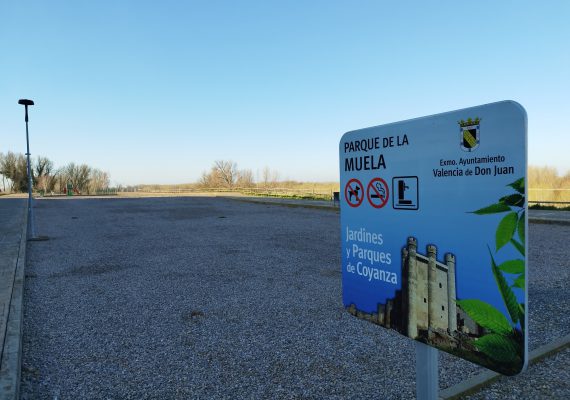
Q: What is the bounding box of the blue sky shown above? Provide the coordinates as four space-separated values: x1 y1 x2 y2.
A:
1 1 569 185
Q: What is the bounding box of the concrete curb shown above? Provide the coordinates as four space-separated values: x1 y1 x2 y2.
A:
528 217 570 226
227 196 340 212
0 206 27 400
439 333 570 399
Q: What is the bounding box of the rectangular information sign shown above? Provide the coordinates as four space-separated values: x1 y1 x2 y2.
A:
339 101 527 375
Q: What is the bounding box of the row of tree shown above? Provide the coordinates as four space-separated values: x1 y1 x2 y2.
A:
0 152 110 195
198 161 280 188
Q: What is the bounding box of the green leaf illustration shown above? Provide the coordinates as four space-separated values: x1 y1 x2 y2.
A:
507 177 525 194
517 211 525 243
500 194 524 207
518 303 526 333
497 259 525 274
513 274 525 290
474 334 519 362
496 212 518 251
510 238 525 256
490 251 520 324
456 299 513 335
471 203 511 215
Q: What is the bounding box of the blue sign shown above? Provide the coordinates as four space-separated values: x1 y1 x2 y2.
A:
339 101 527 376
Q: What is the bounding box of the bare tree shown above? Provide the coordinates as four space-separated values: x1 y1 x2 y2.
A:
261 166 280 188
35 156 53 177
0 153 7 192
199 168 221 188
77 164 91 193
35 156 57 193
62 163 91 194
0 152 28 192
0 152 16 191
88 169 110 194
214 160 238 188
198 160 244 189
236 169 255 187
262 166 271 187
55 169 67 193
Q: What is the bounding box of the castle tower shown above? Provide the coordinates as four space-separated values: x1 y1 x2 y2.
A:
385 299 393 328
406 237 418 338
402 247 409 329
377 303 385 326
446 253 457 333
427 244 437 327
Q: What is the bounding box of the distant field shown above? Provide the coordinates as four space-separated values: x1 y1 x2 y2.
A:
134 166 570 205
134 182 341 201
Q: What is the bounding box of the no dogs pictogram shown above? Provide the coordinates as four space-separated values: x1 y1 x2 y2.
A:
345 179 364 207
367 178 389 208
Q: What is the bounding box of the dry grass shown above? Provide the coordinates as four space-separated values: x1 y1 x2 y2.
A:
137 183 198 191
528 166 570 206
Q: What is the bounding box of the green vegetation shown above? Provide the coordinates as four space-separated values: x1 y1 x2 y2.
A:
241 189 333 201
460 177 526 374
529 204 570 211
458 117 481 127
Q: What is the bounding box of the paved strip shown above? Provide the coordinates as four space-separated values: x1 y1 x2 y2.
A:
0 200 26 359
229 195 570 225
529 209 570 223
227 196 339 211
0 199 26 400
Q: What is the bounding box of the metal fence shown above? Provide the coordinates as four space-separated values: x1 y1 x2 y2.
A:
29 186 570 206
528 188 570 207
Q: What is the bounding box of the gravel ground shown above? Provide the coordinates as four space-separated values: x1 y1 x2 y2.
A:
464 348 570 400
20 197 569 399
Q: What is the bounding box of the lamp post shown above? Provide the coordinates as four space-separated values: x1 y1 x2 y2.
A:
18 99 47 241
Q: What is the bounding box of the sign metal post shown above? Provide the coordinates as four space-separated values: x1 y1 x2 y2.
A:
416 342 438 400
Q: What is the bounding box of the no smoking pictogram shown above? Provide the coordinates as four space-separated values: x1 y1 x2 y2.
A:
367 178 389 208
344 178 364 207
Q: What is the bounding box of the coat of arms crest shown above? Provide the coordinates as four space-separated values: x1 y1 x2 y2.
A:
459 117 480 152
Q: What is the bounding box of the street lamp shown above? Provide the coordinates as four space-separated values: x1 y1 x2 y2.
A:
18 99 47 241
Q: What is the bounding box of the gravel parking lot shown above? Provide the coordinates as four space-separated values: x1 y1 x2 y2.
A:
20 197 569 399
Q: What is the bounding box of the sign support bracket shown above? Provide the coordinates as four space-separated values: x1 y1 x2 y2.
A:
415 341 439 400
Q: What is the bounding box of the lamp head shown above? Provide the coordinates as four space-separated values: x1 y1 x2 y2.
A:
18 99 34 106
